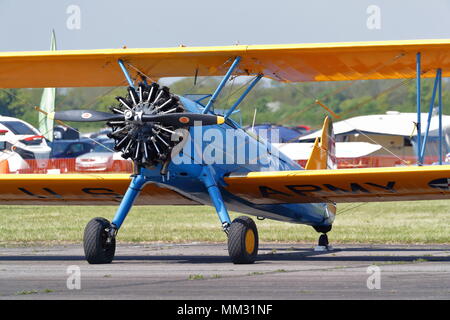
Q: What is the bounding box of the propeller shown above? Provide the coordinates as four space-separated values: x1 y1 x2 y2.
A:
49 110 123 122
50 110 224 127
47 82 225 170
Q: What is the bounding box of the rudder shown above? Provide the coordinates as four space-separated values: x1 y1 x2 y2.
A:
305 116 336 170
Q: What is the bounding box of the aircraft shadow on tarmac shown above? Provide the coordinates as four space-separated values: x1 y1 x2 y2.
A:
0 246 449 264
256 247 450 263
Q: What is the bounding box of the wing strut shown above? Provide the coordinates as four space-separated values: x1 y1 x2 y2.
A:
419 68 443 164
224 74 262 120
416 52 422 165
202 56 241 114
118 59 135 88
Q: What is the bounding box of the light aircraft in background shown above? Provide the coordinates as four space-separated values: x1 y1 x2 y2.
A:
1 39 450 264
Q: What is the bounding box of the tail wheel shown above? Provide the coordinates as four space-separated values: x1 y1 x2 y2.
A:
227 216 259 264
83 217 116 264
318 234 329 247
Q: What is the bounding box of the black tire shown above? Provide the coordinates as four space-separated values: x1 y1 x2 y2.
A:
227 216 258 264
318 234 329 247
83 217 116 264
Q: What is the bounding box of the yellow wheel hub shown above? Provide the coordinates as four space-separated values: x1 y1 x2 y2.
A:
245 229 255 254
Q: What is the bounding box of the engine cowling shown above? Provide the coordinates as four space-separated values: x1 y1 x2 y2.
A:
107 82 185 168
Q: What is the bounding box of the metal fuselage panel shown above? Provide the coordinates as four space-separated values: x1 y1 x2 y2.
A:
145 97 332 227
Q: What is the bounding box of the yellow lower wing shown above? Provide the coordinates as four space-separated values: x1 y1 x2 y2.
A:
0 174 199 205
224 166 450 204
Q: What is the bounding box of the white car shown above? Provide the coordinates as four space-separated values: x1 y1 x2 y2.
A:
0 144 28 173
0 116 51 172
75 140 132 172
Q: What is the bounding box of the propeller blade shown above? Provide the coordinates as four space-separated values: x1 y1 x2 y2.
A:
50 110 124 122
48 110 224 126
142 113 225 127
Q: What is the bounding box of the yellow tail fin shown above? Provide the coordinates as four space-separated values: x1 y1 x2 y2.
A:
305 116 336 170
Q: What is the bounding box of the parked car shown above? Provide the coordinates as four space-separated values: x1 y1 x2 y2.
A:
83 127 112 140
0 141 29 173
53 125 80 140
75 139 132 172
0 116 51 172
48 139 96 172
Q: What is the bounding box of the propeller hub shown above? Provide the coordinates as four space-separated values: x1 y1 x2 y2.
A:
124 110 134 121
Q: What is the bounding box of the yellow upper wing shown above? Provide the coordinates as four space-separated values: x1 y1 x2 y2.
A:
2 39 450 88
224 165 450 204
0 174 199 205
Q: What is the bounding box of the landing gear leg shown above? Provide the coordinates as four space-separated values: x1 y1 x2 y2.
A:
199 166 232 233
200 166 258 264
83 173 148 264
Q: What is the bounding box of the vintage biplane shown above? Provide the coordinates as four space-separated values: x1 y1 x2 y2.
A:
1 39 450 264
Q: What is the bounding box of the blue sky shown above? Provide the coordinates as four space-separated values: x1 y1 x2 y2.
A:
1 0 450 51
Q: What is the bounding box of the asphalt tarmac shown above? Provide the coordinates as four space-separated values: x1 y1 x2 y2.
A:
0 243 449 300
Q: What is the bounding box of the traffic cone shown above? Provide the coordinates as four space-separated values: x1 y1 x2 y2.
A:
0 160 9 173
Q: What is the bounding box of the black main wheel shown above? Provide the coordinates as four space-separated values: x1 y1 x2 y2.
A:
227 216 259 264
83 217 116 264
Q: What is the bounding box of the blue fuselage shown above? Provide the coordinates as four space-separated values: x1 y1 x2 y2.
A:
142 96 333 228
